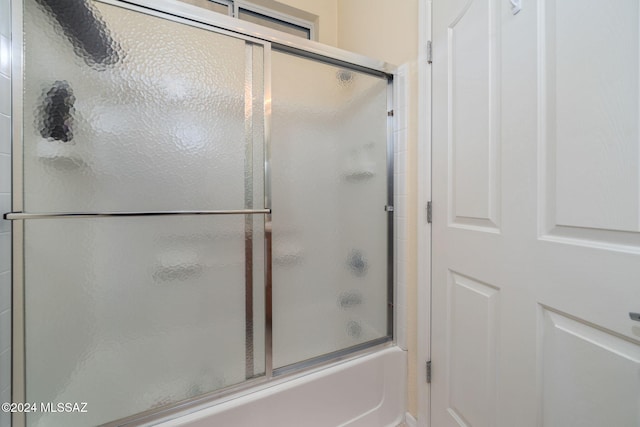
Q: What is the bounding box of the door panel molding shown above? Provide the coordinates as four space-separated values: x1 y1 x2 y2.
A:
537 0 640 252
448 0 502 233
539 305 640 426
446 271 499 427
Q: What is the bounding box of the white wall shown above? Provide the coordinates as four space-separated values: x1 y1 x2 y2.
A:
337 0 419 417
337 1 417 67
0 0 11 425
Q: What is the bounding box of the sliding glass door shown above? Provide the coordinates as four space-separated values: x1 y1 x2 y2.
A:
11 1 394 425
270 51 391 371
22 1 266 425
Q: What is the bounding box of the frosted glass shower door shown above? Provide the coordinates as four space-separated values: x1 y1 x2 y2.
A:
271 51 391 369
21 1 266 426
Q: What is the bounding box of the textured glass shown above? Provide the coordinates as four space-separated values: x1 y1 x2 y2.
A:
24 215 265 427
22 1 266 426
248 45 266 376
24 0 263 212
271 51 390 368
238 9 311 39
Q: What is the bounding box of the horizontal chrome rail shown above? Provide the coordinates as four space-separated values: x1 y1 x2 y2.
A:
3 209 271 220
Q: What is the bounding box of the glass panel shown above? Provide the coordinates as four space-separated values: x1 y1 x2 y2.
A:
24 215 265 427
22 2 267 426
23 0 264 212
238 9 311 39
271 51 390 368
248 45 266 376
178 0 231 15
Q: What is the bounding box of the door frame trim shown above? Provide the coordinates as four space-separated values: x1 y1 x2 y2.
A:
416 0 432 426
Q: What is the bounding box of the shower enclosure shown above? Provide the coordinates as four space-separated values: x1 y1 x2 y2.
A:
5 0 395 425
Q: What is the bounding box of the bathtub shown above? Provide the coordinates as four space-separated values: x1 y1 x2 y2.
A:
155 347 407 427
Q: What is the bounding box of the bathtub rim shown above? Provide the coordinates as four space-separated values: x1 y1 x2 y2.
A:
111 341 398 427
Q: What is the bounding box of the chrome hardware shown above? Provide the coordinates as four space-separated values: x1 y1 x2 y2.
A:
630 313 640 322
510 0 522 14
3 209 271 220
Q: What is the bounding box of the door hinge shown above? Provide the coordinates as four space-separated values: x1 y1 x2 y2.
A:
426 41 432 64
426 361 432 383
426 201 432 224
387 110 394 117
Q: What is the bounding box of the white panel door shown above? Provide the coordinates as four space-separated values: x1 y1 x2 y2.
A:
431 1 640 426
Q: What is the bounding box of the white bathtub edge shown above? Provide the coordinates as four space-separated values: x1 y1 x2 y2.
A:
154 346 407 427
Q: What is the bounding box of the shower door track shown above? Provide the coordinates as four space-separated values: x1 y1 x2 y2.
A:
8 0 398 426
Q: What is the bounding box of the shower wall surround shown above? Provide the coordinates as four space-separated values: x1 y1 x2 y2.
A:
0 0 12 426
11 0 394 426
